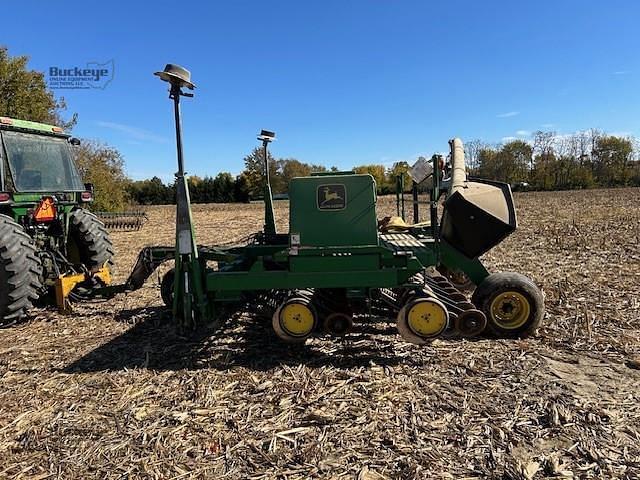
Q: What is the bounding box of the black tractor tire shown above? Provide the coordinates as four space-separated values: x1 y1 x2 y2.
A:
0 214 43 326
160 268 175 308
472 272 544 338
68 209 115 274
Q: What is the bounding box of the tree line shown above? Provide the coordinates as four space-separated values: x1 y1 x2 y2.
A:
466 130 640 190
128 129 640 206
120 131 640 206
125 147 416 205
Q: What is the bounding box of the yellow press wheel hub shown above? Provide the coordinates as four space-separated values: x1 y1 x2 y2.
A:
490 291 530 329
406 299 448 337
279 302 315 337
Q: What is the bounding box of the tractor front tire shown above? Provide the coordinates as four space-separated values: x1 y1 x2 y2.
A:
472 272 544 338
68 209 115 273
0 214 43 326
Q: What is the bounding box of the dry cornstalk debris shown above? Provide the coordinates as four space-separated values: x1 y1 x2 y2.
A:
1 188 639 479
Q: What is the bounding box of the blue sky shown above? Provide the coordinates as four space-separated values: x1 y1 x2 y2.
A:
4 0 639 181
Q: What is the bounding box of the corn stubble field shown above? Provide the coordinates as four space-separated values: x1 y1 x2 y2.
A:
1 188 640 479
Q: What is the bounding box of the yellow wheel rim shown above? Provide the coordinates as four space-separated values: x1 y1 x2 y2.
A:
279 303 315 336
407 300 447 337
490 291 531 329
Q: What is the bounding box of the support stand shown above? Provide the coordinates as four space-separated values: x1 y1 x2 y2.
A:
168 83 207 329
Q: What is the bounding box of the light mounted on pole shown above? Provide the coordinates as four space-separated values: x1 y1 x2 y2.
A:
154 63 206 328
154 64 195 176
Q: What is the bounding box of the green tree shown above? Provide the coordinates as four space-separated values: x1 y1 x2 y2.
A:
498 140 532 183
242 147 281 197
478 141 531 184
280 158 312 186
0 46 75 128
127 177 173 205
353 164 386 191
234 173 251 202
477 148 499 180
592 135 634 186
531 152 556 190
279 159 327 187
187 175 204 202
213 172 235 202
74 141 130 211
386 161 412 193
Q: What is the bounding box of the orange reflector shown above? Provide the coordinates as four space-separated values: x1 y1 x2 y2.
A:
34 197 56 222
0 117 12 125
52 126 64 133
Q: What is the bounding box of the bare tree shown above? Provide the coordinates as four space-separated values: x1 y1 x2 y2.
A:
533 131 555 156
465 139 486 171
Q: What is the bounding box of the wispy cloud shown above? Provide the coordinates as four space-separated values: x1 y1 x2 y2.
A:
613 70 629 75
497 111 519 118
516 130 531 137
541 123 555 129
501 136 517 143
96 121 169 144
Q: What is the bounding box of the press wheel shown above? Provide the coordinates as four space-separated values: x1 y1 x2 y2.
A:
272 297 317 343
396 297 449 345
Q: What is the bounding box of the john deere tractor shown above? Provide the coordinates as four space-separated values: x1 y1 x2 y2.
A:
0 116 114 325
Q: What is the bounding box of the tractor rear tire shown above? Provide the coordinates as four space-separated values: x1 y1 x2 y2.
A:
0 214 43 326
160 268 175 308
471 272 544 338
68 209 115 274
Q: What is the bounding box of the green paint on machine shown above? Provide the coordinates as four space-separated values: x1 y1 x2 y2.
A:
290 174 378 247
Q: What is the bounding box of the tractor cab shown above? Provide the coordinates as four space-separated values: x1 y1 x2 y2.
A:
0 117 90 211
2 129 83 193
0 116 97 235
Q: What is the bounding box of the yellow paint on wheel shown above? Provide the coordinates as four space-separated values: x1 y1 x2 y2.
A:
279 302 315 337
407 299 448 337
490 291 531 329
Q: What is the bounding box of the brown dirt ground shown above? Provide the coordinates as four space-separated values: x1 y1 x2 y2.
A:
1 188 640 479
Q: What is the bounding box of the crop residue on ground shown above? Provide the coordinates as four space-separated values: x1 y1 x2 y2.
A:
1 188 639 479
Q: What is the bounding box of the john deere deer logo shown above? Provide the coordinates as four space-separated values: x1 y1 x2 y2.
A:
317 184 346 210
